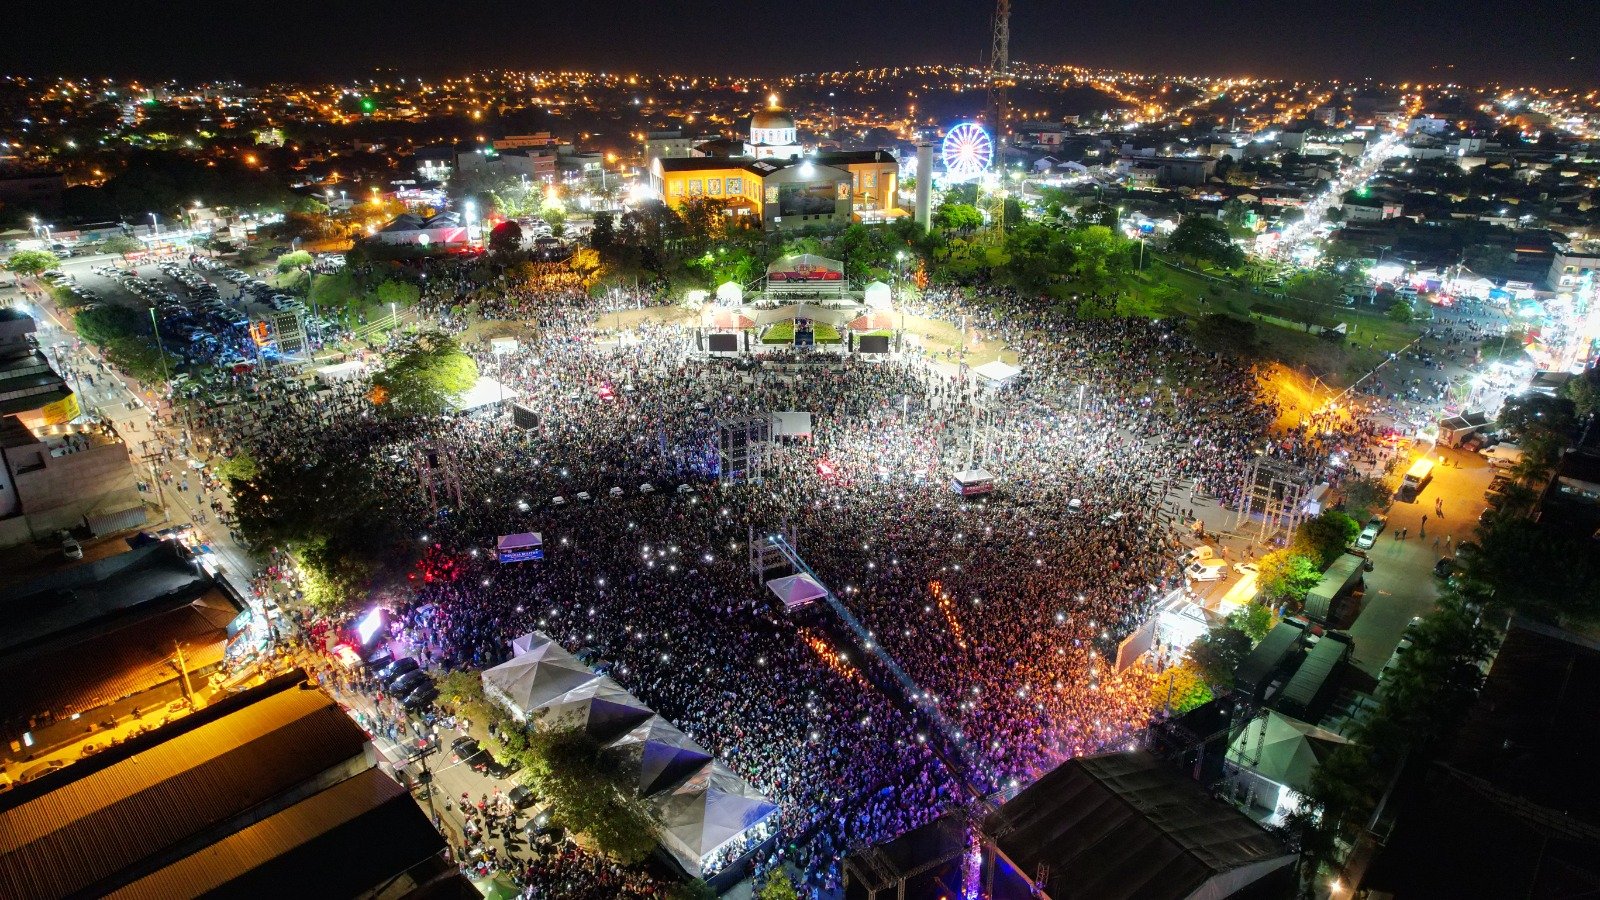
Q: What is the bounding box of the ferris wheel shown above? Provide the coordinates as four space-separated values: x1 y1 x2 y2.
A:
941 122 993 181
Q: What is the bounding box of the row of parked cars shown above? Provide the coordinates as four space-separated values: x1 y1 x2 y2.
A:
373 656 441 712
40 269 104 306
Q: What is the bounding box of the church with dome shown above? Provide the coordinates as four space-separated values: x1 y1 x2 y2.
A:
646 95 905 231
746 96 803 160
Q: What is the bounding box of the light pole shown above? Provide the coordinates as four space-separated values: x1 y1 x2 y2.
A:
149 212 159 236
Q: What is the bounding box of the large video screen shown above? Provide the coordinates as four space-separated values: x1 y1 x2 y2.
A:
858 335 890 354
708 333 738 352
778 182 838 217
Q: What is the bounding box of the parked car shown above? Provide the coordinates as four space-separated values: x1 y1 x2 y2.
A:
402 683 439 710
389 669 431 695
1355 515 1386 549
62 537 83 560
450 736 481 764
377 657 419 683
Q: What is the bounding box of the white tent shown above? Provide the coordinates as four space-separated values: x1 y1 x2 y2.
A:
972 360 1022 386
715 282 744 305
863 281 892 308
605 716 714 797
481 642 599 720
510 631 552 657
649 761 778 875
1228 710 1350 798
448 375 520 413
531 679 654 744
766 573 827 611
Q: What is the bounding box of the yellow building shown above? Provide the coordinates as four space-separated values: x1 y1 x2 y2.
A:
651 150 903 230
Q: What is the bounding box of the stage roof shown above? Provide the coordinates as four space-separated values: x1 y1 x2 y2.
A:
767 573 827 610
985 751 1292 900
448 375 518 413
973 360 1021 383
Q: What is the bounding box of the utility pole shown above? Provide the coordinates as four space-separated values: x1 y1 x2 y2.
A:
173 641 194 702
987 0 1011 146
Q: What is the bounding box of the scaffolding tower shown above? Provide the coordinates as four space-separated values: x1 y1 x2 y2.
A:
717 415 771 486
1234 454 1316 543
414 443 464 515
748 522 796 582
269 309 309 359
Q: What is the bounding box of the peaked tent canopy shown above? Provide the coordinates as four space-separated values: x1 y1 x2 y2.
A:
532 679 655 744
510 631 553 657
863 281 891 308
972 360 1022 385
1228 710 1351 795
766 573 828 610
481 642 599 720
605 716 715 797
649 761 779 875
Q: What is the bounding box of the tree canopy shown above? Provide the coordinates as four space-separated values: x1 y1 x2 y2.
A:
1167 216 1244 268
5 249 59 277
371 331 479 417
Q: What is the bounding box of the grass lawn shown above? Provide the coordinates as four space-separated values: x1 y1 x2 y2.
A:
815 323 841 344
763 322 794 344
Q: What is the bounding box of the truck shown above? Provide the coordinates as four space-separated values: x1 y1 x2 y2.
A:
1401 458 1434 497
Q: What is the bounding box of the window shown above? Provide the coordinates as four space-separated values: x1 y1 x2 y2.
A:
688 179 702 196
670 179 684 197
708 178 722 196
727 176 743 195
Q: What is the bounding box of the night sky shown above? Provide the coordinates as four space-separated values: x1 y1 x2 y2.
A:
8 0 1596 86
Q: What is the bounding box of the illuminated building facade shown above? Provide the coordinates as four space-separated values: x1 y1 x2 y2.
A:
648 99 903 230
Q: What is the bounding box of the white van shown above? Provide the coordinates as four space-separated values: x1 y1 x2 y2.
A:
1182 545 1216 564
1185 560 1227 582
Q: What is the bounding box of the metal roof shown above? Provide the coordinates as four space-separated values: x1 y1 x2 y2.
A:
986 751 1292 900
1278 637 1350 712
1234 621 1305 693
0 684 370 900
105 767 443 900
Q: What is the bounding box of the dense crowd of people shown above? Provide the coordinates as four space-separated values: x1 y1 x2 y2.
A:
199 259 1400 895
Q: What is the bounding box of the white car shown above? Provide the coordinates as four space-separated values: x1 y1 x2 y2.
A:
1233 561 1259 577
1355 515 1386 549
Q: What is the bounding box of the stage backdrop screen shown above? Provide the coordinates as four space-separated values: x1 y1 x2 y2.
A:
858 335 890 353
778 182 838 217
708 333 739 352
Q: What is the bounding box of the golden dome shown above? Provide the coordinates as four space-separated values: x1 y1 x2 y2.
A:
752 95 794 131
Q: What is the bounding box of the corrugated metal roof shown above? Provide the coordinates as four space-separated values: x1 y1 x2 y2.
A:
107 767 442 900
0 590 242 724
0 686 369 900
1279 637 1349 710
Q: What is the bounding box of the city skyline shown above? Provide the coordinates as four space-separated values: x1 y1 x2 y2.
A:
7 0 1597 87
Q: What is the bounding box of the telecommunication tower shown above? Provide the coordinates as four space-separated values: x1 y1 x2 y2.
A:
987 0 1011 144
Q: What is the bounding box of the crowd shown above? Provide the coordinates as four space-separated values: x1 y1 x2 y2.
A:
202 263 1374 894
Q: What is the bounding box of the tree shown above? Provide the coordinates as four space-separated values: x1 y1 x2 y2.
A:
1150 661 1213 714
1563 368 1600 420
1292 510 1360 568
521 727 658 864
5 249 60 278
74 304 146 345
1256 549 1322 605
374 278 421 309
934 203 983 234
370 331 478 416
589 211 616 253
1188 624 1252 688
1340 475 1390 522
488 220 524 255
1284 271 1345 306
1229 602 1280 643
756 870 801 900
276 250 313 272
100 235 143 256
1167 216 1243 267
1498 391 1576 440
1387 299 1414 323
216 450 259 483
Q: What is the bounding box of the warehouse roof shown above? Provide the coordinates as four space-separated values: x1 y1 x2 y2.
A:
986 751 1292 900
106 767 443 900
0 676 370 899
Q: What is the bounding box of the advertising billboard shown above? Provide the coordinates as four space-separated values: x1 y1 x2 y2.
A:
778 182 838 217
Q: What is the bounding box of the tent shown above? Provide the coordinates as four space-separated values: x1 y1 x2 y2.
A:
649 761 778 875
606 716 714 797
715 282 743 305
481 642 598 720
448 375 519 413
972 360 1021 387
1228 710 1350 799
863 281 891 308
531 679 654 744
766 573 827 610
509 632 553 658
